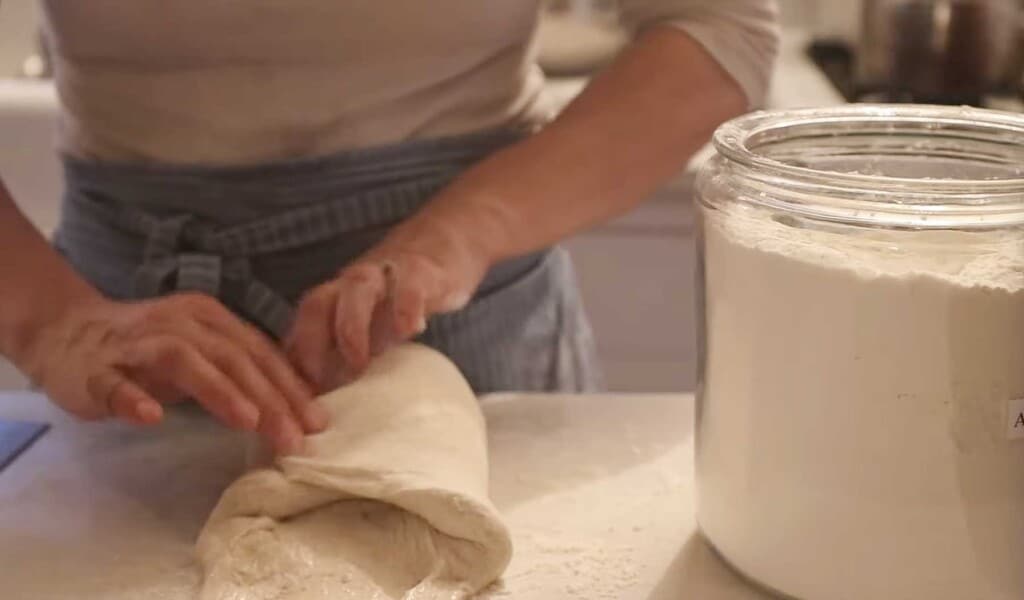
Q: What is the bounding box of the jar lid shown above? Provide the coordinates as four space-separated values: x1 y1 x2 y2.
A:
712 104 1024 229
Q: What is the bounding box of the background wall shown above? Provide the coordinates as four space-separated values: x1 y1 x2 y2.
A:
0 0 40 77
779 0 860 40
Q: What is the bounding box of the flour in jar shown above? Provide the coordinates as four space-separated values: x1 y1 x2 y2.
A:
696 204 1024 600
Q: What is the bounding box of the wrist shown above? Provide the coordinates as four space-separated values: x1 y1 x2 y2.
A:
374 204 503 277
4 286 109 381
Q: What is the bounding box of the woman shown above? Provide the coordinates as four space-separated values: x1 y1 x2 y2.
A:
0 1 779 455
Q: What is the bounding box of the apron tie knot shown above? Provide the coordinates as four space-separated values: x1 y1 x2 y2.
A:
132 214 294 338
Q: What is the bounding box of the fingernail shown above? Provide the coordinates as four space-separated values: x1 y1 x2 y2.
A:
136 402 163 424
238 404 261 431
279 421 305 456
414 315 427 334
279 434 302 456
305 402 330 432
439 291 470 312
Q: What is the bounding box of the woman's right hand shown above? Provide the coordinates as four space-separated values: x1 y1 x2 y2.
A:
20 292 327 455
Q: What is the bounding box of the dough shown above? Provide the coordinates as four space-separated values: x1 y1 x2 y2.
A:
196 344 513 599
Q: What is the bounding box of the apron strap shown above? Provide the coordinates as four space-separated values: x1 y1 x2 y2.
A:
76 172 451 337
59 128 529 340
128 212 296 337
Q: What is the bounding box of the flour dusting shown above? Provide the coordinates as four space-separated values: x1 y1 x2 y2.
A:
480 532 638 599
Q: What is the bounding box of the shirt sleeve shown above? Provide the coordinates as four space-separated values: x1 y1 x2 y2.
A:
618 0 781 108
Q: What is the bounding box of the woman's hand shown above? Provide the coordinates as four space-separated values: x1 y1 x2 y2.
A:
21 293 327 455
285 217 491 390
286 26 754 389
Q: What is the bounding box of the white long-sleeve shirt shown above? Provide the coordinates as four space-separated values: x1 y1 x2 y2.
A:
41 0 779 165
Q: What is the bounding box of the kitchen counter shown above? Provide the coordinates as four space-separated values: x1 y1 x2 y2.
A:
0 391 773 600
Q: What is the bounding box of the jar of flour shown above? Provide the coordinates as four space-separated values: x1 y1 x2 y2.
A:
694 105 1024 600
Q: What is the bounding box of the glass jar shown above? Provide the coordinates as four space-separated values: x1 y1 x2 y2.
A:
694 105 1024 600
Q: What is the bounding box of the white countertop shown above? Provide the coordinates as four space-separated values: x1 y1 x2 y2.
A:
0 391 774 600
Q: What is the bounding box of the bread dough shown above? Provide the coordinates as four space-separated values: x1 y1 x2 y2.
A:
196 344 513 599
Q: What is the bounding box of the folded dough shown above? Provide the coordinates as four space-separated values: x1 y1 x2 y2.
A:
196 343 513 600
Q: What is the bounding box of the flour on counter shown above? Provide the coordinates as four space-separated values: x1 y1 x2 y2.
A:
479 414 693 600
697 204 1024 600
480 532 639 600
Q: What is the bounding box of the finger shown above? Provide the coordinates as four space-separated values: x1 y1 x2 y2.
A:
262 412 306 457
107 376 164 425
177 322 311 453
334 264 387 376
285 285 339 391
185 293 316 395
127 336 260 432
86 369 164 425
388 263 429 339
400 255 468 315
369 302 401 356
253 350 328 434
130 370 188 405
187 306 326 434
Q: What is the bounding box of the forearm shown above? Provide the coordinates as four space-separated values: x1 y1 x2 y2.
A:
378 27 748 265
0 179 103 365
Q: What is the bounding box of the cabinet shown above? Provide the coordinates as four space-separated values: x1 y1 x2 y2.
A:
566 176 699 392
0 0 40 78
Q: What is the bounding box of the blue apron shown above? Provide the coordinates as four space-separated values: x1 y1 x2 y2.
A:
54 129 602 393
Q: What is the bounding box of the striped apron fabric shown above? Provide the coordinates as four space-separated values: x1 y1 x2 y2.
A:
54 129 602 393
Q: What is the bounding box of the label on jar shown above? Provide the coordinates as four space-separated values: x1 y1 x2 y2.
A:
1010 398 1024 441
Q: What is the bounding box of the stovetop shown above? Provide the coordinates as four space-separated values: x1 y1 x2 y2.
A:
807 40 1024 112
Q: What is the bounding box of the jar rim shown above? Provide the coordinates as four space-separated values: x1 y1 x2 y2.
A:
710 104 1024 228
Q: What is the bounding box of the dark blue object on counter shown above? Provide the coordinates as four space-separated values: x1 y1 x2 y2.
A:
0 419 48 473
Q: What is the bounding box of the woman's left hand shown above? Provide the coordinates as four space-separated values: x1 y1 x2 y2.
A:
284 221 491 391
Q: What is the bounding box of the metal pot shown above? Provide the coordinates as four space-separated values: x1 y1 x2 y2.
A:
856 0 1023 103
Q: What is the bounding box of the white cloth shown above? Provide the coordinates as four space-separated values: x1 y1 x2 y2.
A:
196 344 512 599
40 0 779 165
